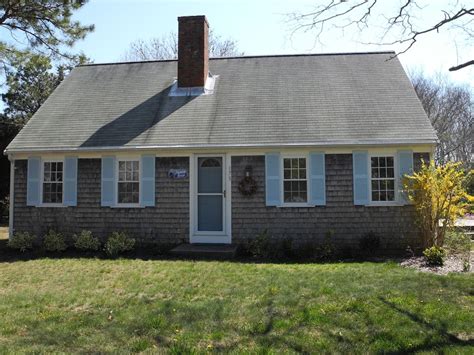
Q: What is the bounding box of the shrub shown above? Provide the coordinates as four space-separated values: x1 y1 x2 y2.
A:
7 232 36 252
105 232 135 257
359 231 381 256
403 160 473 248
247 229 270 258
316 230 335 260
423 246 446 266
43 230 67 252
444 229 471 255
73 230 101 251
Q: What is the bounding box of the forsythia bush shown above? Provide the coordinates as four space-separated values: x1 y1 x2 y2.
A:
403 160 473 248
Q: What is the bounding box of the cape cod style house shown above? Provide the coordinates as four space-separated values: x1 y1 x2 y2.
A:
5 16 437 253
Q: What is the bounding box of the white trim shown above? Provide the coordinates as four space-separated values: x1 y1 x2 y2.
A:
367 152 401 206
115 157 141 208
190 154 232 244
4 139 437 155
8 158 14 238
39 158 66 207
10 144 435 161
280 153 312 208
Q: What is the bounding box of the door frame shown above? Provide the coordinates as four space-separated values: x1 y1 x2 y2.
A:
189 153 232 244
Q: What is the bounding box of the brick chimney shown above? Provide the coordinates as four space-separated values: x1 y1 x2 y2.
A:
177 16 209 88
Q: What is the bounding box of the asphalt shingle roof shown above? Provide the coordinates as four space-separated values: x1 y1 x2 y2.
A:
6 51 437 153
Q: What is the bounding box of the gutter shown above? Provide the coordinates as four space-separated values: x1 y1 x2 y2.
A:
3 139 438 155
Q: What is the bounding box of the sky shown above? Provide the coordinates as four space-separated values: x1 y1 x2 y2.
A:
69 0 473 87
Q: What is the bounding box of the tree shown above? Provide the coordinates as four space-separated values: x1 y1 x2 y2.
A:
410 72 473 165
0 0 93 74
123 30 243 61
288 1 473 71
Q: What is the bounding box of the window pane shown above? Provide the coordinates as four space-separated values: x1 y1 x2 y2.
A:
299 158 306 169
284 191 291 202
291 168 298 179
371 168 379 178
284 181 291 193
299 180 307 193
387 167 394 178
387 190 395 201
380 191 387 201
372 191 379 201
380 157 386 167
371 180 378 191
284 159 290 169
299 169 306 179
387 157 394 167
56 172 62 182
371 157 378 168
379 168 386 178
133 161 139 171
284 169 291 179
387 180 394 190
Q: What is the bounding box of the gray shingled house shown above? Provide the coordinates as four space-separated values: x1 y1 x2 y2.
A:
5 16 437 253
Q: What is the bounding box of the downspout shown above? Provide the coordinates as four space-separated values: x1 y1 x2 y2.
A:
9 157 14 239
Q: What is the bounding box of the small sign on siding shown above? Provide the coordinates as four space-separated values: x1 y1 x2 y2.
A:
168 169 188 179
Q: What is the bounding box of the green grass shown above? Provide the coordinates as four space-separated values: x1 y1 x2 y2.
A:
0 259 472 353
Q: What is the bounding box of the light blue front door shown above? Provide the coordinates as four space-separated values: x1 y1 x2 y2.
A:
197 157 224 232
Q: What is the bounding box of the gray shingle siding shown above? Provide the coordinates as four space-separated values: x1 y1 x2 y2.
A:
13 158 189 245
12 152 429 253
231 154 423 253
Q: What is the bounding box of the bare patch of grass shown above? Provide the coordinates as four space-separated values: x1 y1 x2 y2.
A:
0 226 8 240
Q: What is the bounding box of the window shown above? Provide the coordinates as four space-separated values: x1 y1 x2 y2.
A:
43 161 63 204
370 156 395 202
283 157 307 203
118 160 140 204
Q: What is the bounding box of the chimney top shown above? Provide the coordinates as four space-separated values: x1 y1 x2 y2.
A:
177 15 209 88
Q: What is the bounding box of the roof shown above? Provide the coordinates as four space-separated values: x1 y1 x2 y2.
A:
6 51 437 153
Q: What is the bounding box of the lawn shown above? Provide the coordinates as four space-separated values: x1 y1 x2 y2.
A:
0 258 472 353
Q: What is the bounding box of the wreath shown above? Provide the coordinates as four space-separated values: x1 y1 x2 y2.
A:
238 176 257 196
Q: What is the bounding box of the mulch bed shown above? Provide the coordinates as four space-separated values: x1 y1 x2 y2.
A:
400 252 472 275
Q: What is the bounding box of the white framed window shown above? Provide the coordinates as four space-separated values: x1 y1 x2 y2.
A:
282 156 308 204
42 161 64 204
117 159 140 205
370 156 395 202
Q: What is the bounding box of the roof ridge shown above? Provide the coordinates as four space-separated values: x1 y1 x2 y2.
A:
77 51 396 67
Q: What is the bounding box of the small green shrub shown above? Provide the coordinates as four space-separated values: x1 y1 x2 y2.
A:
316 230 336 260
247 229 270 258
7 232 36 252
359 231 381 255
444 229 471 255
73 230 100 251
105 232 135 257
423 246 446 266
43 230 67 252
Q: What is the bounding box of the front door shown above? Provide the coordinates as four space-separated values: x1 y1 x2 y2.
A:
191 155 230 243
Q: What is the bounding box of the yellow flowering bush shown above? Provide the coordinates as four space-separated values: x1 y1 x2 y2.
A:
402 160 473 248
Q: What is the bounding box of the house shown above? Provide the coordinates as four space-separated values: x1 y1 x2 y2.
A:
5 16 437 253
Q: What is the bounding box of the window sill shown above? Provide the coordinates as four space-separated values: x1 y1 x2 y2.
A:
36 203 67 208
110 204 145 209
279 203 313 208
365 202 404 207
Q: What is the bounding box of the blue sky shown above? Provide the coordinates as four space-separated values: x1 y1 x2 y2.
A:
70 0 473 87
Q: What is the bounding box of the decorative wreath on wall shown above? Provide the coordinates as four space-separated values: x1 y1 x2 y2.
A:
238 176 257 196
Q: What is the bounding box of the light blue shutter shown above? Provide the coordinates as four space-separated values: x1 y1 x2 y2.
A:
64 156 78 206
140 155 155 207
353 151 369 205
101 156 116 206
27 157 41 206
309 152 326 206
397 150 413 204
265 153 281 206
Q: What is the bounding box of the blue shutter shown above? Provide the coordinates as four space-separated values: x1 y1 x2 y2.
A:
353 151 369 205
140 155 155 207
397 150 413 204
309 152 326 206
265 153 281 206
27 157 41 206
64 156 78 206
101 156 116 206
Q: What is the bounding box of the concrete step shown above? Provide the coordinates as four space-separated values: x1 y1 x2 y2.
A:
169 243 238 259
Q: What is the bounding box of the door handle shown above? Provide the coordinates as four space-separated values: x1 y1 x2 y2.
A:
223 190 226 198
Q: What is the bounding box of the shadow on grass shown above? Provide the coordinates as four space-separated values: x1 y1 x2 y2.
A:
378 297 474 354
